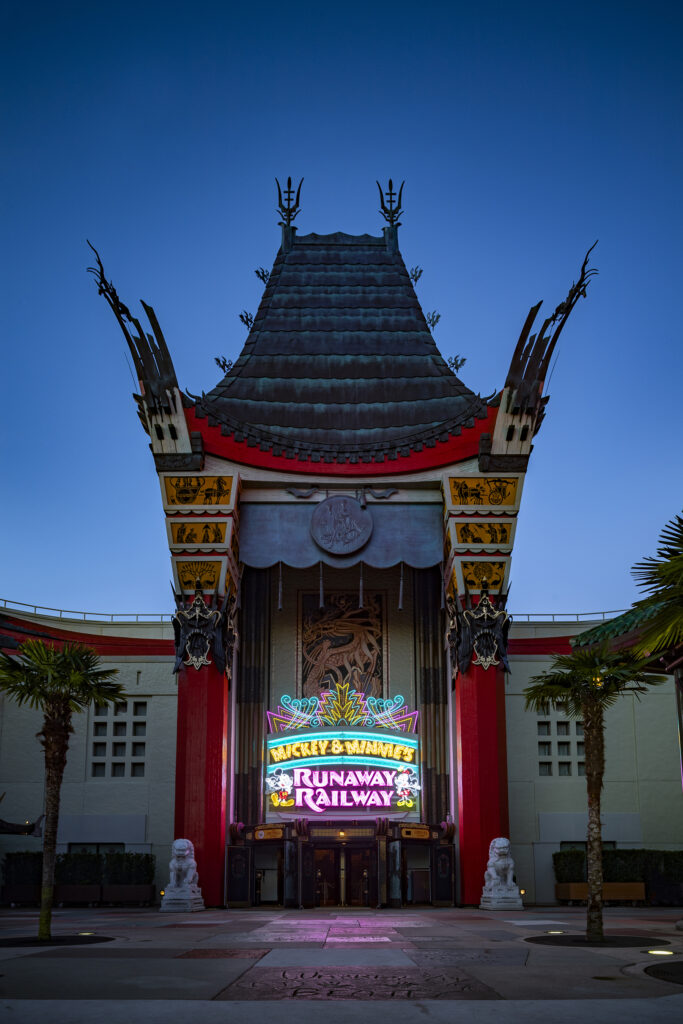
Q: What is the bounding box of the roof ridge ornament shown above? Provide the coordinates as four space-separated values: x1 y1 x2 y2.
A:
276 176 303 226
376 178 404 227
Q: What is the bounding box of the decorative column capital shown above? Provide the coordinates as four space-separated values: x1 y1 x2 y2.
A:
446 580 511 679
172 583 238 677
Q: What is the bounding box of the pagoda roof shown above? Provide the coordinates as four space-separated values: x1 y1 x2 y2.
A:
191 229 491 462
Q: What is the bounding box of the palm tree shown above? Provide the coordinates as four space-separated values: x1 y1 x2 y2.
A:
0 640 124 940
524 644 666 941
631 513 683 659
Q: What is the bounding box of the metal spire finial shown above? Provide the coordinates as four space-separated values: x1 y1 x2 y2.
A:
376 178 404 226
276 176 303 226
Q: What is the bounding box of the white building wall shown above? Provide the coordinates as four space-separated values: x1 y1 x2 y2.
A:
506 621 683 903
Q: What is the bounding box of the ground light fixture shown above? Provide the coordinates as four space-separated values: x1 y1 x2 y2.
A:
646 949 674 955
546 930 564 934
78 932 94 936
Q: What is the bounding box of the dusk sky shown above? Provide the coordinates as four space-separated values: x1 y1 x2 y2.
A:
2 1 681 618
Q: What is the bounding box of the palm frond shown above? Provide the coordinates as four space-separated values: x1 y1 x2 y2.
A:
524 642 667 714
632 514 683 594
0 641 125 711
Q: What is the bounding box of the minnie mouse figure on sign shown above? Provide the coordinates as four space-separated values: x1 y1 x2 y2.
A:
394 767 421 808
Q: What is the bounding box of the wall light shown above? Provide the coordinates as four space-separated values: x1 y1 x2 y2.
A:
519 889 526 895
339 831 345 837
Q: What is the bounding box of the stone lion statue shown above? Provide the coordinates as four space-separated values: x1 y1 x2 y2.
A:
169 838 198 891
483 837 515 891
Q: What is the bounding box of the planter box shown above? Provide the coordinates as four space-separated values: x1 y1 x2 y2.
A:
102 884 156 905
2 883 40 905
555 882 646 902
55 884 102 905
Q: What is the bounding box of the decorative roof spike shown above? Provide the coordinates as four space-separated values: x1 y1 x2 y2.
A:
276 176 303 226
377 178 405 226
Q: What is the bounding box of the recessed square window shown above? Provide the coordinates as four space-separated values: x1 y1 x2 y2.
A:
133 722 146 736
132 742 145 757
113 742 126 757
576 722 584 736
93 723 107 736
131 763 145 777
558 762 572 776
133 701 147 716
558 742 571 756
92 742 106 757
91 763 105 777
537 722 551 736
538 742 552 756
539 762 552 776
94 704 108 717
577 742 585 756
577 762 585 776
114 702 128 716
111 763 125 777
113 722 126 736
557 721 570 736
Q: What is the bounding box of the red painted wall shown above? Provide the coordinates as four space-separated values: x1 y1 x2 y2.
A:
174 660 229 906
455 663 510 905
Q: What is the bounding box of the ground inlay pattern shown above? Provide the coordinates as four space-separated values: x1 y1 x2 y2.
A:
216 966 501 1000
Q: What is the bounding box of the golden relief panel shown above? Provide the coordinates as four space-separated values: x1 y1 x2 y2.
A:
170 522 226 545
299 592 386 699
455 522 511 545
449 477 518 507
175 560 222 592
461 561 506 591
164 476 233 506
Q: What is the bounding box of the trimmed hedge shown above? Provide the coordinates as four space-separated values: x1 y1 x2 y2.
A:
553 848 683 883
103 852 155 885
2 851 42 885
3 851 155 886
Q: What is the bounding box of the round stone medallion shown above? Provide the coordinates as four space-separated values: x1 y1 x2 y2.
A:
310 495 373 555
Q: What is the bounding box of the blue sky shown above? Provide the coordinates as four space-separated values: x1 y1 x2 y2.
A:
1 0 681 617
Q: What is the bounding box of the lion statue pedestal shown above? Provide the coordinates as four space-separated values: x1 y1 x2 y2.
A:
479 837 524 910
159 838 205 913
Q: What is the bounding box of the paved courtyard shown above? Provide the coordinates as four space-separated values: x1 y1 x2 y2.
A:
1 905 682 1022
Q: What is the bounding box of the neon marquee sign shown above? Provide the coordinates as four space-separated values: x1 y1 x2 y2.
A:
265 683 420 820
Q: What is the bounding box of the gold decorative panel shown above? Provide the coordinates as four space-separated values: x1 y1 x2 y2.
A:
164 476 233 506
299 592 386 699
176 560 222 592
449 477 518 506
171 522 226 545
461 561 506 591
455 522 511 545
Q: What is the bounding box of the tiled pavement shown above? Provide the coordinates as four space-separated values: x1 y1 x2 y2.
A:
0 906 682 1022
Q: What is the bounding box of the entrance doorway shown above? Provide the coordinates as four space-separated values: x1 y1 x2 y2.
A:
314 847 339 906
313 844 376 907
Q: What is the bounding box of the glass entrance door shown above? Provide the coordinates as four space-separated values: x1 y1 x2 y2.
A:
314 847 339 906
347 846 376 907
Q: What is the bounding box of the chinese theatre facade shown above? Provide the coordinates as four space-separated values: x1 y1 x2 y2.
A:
91 180 594 907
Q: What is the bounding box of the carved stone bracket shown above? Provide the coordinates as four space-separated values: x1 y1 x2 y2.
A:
172 583 238 676
446 580 511 679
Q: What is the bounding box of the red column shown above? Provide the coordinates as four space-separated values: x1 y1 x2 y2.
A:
455 663 509 905
174 661 229 906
